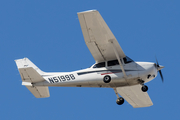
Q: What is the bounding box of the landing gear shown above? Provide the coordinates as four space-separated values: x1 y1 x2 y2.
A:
141 85 148 92
116 97 124 105
138 79 148 92
113 88 124 105
103 75 111 83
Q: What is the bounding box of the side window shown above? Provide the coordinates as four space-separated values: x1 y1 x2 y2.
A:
93 62 105 68
108 60 119 66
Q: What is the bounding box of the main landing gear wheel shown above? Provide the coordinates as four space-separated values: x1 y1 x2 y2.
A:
116 97 124 105
141 85 148 92
103 75 111 83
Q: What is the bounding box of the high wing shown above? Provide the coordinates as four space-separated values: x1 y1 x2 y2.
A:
78 10 126 63
116 85 153 108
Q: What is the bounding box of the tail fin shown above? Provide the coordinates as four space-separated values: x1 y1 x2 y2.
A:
15 57 44 75
15 58 50 98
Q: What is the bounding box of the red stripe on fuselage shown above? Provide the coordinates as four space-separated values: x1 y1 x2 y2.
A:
101 72 120 75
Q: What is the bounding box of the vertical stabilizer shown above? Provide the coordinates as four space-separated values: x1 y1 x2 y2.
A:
15 58 44 75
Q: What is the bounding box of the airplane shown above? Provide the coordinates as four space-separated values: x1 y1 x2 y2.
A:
15 10 164 108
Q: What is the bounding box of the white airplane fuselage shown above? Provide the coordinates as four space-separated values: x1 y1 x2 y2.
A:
34 62 157 88
15 10 165 107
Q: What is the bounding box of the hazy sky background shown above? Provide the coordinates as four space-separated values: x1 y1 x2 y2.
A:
0 0 180 120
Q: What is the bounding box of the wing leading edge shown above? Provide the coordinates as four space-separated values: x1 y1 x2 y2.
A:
78 10 126 63
116 85 153 108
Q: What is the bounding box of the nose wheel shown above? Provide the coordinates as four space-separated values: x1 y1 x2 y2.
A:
138 79 148 92
141 85 148 92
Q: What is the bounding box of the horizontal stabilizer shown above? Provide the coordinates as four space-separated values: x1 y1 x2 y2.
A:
18 67 45 83
26 86 50 98
22 82 32 86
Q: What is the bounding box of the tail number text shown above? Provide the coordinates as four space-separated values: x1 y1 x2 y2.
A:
48 74 75 83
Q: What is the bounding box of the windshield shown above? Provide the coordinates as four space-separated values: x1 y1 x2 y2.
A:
123 56 134 64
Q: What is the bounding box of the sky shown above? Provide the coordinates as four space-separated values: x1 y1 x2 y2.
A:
0 0 180 120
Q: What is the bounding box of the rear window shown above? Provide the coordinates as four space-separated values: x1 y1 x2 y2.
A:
93 62 105 68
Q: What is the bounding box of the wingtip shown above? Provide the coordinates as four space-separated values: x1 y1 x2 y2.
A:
133 103 153 108
77 9 98 14
14 57 28 62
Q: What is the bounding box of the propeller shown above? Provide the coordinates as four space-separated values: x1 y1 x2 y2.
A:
155 57 164 82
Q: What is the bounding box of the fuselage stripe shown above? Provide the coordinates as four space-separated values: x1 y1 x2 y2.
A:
77 70 137 76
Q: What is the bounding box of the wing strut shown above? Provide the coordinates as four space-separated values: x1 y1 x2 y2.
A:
113 88 120 98
109 40 127 78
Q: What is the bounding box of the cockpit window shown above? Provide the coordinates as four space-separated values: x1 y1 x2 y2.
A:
108 60 119 66
123 56 134 64
93 62 105 68
107 56 134 66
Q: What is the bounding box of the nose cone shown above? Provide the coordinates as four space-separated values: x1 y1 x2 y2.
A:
157 65 164 71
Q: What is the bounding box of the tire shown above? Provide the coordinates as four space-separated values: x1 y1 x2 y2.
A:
116 97 124 105
141 85 148 92
103 75 111 83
